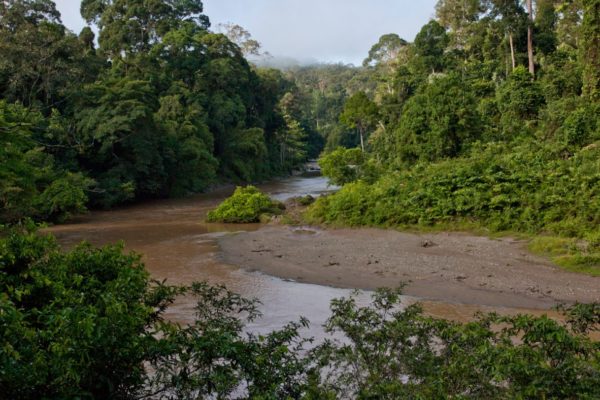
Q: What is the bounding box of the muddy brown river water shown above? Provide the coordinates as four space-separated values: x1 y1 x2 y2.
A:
47 175 573 339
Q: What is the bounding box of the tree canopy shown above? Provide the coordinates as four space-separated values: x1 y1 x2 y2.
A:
0 0 319 223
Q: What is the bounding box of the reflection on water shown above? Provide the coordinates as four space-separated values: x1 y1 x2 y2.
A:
47 174 560 339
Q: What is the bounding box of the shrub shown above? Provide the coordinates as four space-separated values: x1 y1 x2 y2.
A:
559 103 600 148
318 147 365 186
308 289 600 399
206 186 283 223
0 225 309 399
496 67 545 136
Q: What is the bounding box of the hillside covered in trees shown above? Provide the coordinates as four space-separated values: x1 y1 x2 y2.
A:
0 0 329 223
310 0 600 273
2 0 599 232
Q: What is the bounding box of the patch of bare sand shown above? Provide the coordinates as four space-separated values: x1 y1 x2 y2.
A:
217 226 600 309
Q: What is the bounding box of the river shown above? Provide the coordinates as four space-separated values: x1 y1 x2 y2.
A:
47 174 560 340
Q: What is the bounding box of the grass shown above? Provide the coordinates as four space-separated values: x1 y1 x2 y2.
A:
528 236 600 276
553 254 600 276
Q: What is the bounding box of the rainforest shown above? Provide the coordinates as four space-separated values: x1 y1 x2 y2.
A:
1 0 599 398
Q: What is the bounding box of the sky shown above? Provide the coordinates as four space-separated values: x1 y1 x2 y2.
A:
54 0 438 66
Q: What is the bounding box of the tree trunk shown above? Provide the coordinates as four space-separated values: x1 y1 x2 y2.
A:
359 129 365 152
527 0 535 76
509 32 516 71
581 0 600 101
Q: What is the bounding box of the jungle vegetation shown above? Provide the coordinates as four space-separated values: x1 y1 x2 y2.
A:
311 0 600 273
1 0 600 398
0 0 324 224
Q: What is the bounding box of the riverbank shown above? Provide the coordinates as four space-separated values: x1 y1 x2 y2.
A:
217 225 600 309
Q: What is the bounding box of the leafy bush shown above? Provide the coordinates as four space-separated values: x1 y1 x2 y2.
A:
319 147 365 186
0 102 94 223
310 141 600 234
308 289 600 399
496 67 545 136
206 185 283 223
319 147 382 186
0 224 172 398
559 103 600 148
0 226 309 399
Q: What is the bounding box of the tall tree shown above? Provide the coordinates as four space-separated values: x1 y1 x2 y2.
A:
80 0 209 59
581 0 600 101
535 0 558 55
527 0 535 75
0 0 89 108
555 0 583 49
491 0 527 71
339 92 379 152
436 0 485 51
73 78 166 206
364 34 410 97
413 20 450 74
363 33 408 67
218 22 265 57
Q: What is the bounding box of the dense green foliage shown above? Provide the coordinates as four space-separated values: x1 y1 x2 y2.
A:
0 0 320 223
206 185 283 223
313 141 600 235
318 147 376 186
310 289 600 399
1 228 599 398
2 1 600 396
283 64 375 151
0 226 309 398
0 101 94 222
0 224 170 398
311 0 600 272
581 0 600 101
